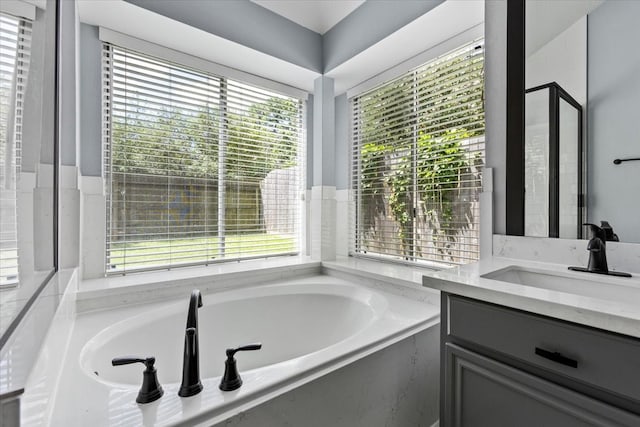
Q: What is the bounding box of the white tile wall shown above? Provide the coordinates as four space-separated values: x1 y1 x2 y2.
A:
33 188 53 271
479 168 493 260
79 176 105 280
335 189 351 257
17 173 36 277
59 166 80 269
310 186 337 261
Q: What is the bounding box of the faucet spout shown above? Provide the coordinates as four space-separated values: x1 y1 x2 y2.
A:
587 237 608 273
186 289 203 330
179 289 203 397
584 223 609 273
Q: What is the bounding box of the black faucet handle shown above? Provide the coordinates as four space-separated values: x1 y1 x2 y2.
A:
583 223 606 241
226 343 262 358
220 343 262 391
112 356 156 369
112 356 163 404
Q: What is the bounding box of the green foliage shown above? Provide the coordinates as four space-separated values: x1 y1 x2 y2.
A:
360 141 387 233
418 129 470 227
356 43 485 262
111 94 300 182
226 97 300 181
386 146 413 257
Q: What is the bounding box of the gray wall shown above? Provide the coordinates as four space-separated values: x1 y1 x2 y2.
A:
125 0 322 73
323 0 444 72
587 1 640 242
79 24 101 177
59 0 77 166
21 6 56 172
312 77 335 187
125 0 441 74
484 0 508 235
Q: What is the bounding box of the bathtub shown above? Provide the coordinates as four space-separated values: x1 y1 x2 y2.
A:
44 275 439 426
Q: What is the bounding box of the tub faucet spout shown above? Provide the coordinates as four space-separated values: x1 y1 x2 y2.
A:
186 289 202 330
179 289 203 397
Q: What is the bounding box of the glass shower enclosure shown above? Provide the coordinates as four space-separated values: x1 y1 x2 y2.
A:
524 82 583 239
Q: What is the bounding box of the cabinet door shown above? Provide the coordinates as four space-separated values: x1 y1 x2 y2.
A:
443 343 640 427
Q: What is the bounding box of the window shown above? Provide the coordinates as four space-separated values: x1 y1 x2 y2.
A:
351 40 484 266
103 45 304 273
0 13 31 286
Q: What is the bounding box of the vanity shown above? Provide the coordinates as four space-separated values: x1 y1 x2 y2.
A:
423 257 640 426
423 251 640 426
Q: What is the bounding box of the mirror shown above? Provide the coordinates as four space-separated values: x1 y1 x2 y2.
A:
0 0 57 346
520 0 640 242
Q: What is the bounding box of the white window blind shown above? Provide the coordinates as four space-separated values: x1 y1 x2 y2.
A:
0 13 31 286
352 40 484 266
103 45 304 274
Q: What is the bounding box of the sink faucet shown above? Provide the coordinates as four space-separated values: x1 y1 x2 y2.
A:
585 223 608 273
568 223 632 278
178 289 203 397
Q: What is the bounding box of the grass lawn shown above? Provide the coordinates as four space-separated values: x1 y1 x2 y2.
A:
108 233 296 270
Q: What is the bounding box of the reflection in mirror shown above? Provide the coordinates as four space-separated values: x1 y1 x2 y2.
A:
525 83 582 239
524 0 640 242
0 0 56 345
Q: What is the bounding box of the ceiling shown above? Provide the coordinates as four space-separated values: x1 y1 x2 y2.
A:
526 0 604 57
251 0 365 34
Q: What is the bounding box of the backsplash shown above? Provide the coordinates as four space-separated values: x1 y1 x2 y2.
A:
493 235 640 274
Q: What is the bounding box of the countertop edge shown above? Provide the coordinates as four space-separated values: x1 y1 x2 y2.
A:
422 274 640 339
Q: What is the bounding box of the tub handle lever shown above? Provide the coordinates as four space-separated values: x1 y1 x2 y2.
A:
226 343 262 358
219 343 262 391
111 356 163 404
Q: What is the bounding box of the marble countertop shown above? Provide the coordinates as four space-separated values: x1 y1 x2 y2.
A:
422 256 640 338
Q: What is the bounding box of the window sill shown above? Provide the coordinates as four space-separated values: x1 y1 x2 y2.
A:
77 256 321 313
325 255 455 285
76 255 455 313
321 256 452 305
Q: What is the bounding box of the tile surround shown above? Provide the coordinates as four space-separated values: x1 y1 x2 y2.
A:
214 327 440 427
310 185 337 261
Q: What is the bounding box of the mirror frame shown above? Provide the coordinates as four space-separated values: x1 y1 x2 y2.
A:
0 0 59 350
506 0 525 235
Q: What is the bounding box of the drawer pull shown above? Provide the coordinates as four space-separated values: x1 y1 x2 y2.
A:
535 347 578 368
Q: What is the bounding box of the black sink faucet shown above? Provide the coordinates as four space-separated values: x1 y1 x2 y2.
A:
178 289 203 397
568 223 632 278
585 223 608 273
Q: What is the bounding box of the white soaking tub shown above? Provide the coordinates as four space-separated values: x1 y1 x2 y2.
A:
81 282 387 386
42 274 440 426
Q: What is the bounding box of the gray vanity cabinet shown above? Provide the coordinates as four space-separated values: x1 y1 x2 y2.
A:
440 293 640 427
